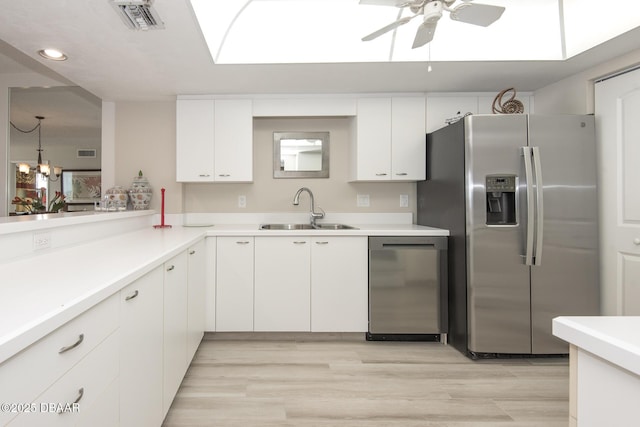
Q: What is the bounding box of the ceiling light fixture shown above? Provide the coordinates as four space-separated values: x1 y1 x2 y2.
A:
37 48 68 61
11 116 62 182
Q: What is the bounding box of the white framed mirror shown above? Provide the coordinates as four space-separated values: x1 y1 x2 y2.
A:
273 131 329 178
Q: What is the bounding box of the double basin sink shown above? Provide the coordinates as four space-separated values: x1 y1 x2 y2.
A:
259 223 357 230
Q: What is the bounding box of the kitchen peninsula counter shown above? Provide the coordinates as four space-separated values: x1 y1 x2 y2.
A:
0 211 448 364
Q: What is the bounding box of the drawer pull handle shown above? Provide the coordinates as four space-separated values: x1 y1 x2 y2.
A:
293 241 307 245
198 174 211 177
375 173 388 176
57 388 84 414
236 241 250 245
59 334 84 354
167 265 175 271
395 172 408 176
189 250 196 255
315 241 329 245
125 290 139 301
218 174 231 177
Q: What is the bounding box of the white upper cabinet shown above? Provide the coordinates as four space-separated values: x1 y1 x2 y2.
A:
214 99 253 182
176 99 215 182
391 97 426 180
352 98 392 180
176 99 253 183
351 97 426 181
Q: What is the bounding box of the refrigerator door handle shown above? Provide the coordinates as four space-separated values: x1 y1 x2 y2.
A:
522 146 535 266
532 146 544 265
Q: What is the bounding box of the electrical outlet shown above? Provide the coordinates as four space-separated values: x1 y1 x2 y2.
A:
238 195 247 208
357 194 370 208
400 194 409 208
33 231 51 250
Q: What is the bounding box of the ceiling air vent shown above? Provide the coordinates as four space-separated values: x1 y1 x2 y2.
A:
112 0 164 31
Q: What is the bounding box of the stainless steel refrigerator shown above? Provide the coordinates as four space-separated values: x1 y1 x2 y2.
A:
417 114 599 358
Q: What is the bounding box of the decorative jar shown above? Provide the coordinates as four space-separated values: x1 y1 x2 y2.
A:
129 171 153 210
105 186 128 211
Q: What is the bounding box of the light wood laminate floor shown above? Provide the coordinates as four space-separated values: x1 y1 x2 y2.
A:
163 334 569 427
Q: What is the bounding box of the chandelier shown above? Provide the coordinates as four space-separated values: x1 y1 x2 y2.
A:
12 116 62 181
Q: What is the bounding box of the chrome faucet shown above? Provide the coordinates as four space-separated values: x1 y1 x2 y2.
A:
293 187 325 226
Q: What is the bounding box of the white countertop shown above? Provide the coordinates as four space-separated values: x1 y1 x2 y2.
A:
203 223 449 237
0 220 448 364
0 210 153 236
0 226 204 364
553 316 640 376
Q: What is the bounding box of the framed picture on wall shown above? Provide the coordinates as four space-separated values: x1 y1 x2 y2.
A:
61 169 102 204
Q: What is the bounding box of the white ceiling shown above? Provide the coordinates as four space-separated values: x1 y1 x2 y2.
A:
0 0 639 102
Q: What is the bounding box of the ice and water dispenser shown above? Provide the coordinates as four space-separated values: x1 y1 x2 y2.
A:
485 175 517 225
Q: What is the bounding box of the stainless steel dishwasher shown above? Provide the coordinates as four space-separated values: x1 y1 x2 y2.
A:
367 236 448 342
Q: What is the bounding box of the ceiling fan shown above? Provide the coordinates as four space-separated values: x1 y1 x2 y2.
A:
361 0 505 48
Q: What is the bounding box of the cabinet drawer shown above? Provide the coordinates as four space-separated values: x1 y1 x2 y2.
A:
0 294 119 425
9 330 119 426
74 377 119 427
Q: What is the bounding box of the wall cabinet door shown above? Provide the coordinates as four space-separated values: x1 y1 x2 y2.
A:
254 237 311 331
351 97 425 181
391 97 426 180
352 98 392 181
176 99 253 183
176 99 215 182
214 99 253 182
311 237 368 332
119 267 164 427
216 237 255 331
187 239 206 363
163 251 189 415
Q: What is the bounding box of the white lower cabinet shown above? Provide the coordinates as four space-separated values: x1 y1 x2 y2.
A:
204 237 217 331
311 237 368 332
0 294 119 426
14 332 120 427
1 241 206 427
187 240 206 362
251 235 368 333
255 237 311 331
119 266 164 427
163 251 189 416
216 237 255 331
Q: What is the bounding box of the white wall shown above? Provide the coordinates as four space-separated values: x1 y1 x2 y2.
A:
534 48 640 114
113 101 183 214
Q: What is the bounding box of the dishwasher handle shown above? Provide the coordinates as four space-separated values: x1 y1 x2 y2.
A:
369 236 447 251
381 243 436 250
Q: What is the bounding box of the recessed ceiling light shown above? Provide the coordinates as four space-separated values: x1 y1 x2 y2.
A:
37 48 68 61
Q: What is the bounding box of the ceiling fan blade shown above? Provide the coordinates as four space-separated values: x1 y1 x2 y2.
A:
362 15 415 41
412 21 437 48
449 3 505 27
359 0 409 7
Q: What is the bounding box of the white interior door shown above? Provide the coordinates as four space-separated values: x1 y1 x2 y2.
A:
595 67 640 315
